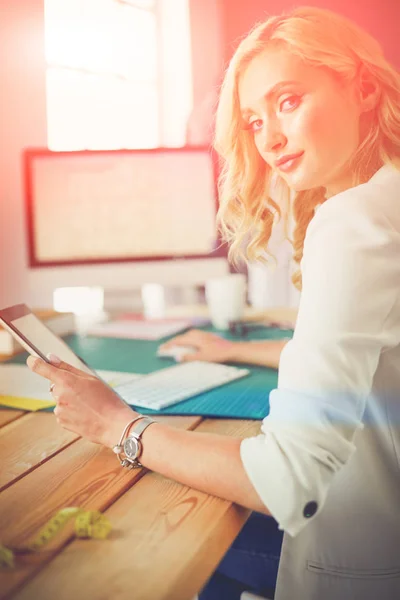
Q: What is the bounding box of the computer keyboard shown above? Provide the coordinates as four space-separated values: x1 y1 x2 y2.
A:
114 361 250 410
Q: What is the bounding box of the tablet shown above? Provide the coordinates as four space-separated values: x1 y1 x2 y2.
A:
0 303 94 374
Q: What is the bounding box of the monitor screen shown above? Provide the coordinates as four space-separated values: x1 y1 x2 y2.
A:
24 147 222 267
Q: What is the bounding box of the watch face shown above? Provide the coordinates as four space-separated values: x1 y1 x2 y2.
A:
124 436 140 460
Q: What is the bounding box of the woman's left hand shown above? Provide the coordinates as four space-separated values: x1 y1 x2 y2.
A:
27 355 137 449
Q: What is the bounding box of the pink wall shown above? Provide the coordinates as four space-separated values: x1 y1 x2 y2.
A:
220 0 400 68
0 0 47 308
187 0 225 143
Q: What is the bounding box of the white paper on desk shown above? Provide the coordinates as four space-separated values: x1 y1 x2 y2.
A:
87 319 191 341
96 369 141 387
0 364 53 401
0 365 141 402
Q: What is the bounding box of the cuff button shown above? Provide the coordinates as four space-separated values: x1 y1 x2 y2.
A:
303 501 318 518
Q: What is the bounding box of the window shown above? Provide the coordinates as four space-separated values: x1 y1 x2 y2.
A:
44 0 193 150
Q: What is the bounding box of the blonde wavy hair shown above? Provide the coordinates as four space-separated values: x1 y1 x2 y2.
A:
214 6 400 290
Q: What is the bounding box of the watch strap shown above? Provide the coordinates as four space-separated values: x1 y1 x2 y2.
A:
128 416 155 439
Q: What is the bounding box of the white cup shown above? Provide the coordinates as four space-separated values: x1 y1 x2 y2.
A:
141 283 166 319
205 273 246 330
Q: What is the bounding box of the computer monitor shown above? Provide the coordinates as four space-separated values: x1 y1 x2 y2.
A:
23 147 228 309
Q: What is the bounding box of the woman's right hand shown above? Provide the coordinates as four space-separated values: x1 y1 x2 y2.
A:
158 329 236 363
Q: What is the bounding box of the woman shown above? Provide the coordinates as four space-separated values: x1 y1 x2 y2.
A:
28 6 400 600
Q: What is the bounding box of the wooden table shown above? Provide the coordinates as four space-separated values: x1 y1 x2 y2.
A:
0 407 260 600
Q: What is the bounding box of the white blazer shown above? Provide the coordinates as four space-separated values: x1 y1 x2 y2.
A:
241 163 400 599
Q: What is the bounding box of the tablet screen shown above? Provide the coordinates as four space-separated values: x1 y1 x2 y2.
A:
0 304 93 374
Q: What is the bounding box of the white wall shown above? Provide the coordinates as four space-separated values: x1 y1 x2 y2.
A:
0 0 47 308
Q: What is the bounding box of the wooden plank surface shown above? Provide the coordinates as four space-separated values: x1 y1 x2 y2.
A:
0 415 202 600
0 410 25 428
12 419 261 600
0 413 79 491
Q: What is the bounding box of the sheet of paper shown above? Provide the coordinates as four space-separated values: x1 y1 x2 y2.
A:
87 319 191 340
96 370 141 387
0 365 141 412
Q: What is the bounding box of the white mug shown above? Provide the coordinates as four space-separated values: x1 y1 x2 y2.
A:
205 273 246 330
141 283 166 319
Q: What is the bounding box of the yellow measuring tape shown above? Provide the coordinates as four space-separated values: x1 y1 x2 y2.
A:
0 507 111 569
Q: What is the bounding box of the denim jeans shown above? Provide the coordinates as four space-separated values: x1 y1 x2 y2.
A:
199 513 283 600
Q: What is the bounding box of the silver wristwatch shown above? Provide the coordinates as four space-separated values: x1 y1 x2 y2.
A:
113 416 156 469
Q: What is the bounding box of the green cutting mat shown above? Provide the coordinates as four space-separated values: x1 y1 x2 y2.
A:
9 325 292 420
